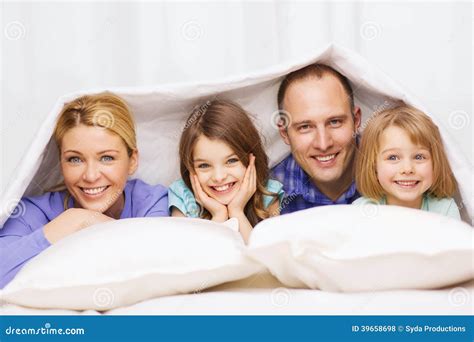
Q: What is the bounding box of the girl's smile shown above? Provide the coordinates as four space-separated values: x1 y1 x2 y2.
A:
376 126 433 209
193 135 246 205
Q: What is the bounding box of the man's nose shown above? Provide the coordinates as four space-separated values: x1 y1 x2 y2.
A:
312 127 334 152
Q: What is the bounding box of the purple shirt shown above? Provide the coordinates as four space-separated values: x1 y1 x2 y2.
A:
0 179 169 288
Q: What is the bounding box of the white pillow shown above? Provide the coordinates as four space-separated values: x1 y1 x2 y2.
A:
1 217 263 310
246 204 473 292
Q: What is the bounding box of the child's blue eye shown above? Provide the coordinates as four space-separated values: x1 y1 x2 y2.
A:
67 156 82 164
414 154 425 160
387 155 398 161
101 155 114 162
197 163 210 169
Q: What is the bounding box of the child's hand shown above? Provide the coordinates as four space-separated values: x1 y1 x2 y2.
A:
228 154 257 216
190 173 228 222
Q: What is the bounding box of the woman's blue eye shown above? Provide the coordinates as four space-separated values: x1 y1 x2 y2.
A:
101 155 114 162
197 163 210 169
227 158 239 164
68 156 82 163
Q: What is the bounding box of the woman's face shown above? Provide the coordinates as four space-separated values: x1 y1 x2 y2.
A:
60 124 138 216
193 135 247 205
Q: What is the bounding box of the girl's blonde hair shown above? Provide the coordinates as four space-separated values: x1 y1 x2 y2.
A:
179 99 278 226
356 105 457 200
52 92 137 208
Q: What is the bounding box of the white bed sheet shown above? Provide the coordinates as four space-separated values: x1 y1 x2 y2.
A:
2 273 472 316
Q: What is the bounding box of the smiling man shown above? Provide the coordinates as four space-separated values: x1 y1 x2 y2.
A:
272 64 362 214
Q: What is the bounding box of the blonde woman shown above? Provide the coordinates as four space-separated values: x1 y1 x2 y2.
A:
0 92 169 288
354 105 460 219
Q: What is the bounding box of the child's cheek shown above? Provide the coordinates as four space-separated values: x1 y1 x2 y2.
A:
195 171 209 188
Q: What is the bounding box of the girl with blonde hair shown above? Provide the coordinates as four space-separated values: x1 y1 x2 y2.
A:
354 105 460 219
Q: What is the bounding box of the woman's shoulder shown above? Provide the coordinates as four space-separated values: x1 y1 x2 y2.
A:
124 179 169 218
23 191 65 212
126 178 168 199
3 191 65 227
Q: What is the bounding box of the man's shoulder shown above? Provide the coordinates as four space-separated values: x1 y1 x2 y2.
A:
271 154 294 179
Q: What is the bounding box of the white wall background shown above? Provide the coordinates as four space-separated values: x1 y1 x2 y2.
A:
1 1 472 194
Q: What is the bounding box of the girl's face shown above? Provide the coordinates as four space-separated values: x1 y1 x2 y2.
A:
60 125 138 216
193 135 247 205
376 125 433 209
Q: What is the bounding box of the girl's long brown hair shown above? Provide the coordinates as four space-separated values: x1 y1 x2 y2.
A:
179 99 278 226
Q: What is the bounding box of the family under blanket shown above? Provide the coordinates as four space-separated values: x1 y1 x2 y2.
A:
0 63 461 288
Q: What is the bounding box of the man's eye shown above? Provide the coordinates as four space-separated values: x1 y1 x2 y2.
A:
67 156 82 163
197 163 210 169
329 119 342 127
298 124 310 131
227 158 239 164
101 155 114 162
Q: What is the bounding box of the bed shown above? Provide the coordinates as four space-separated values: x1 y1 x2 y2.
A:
0 43 472 315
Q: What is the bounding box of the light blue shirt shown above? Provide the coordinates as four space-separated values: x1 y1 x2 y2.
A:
168 179 284 217
353 194 461 220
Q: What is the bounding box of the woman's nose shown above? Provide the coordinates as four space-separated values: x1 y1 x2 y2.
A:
83 162 101 182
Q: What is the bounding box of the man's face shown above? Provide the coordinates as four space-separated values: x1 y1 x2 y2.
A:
279 75 361 195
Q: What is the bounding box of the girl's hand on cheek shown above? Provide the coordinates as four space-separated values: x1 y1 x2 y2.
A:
190 173 228 222
228 153 256 216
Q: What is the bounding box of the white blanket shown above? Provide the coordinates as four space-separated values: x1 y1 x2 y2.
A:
2 274 472 315
1 43 472 225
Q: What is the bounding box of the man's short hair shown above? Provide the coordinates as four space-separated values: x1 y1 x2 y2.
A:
277 63 355 113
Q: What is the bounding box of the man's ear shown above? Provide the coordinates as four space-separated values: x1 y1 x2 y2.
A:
279 127 291 145
128 150 139 175
279 127 291 146
353 106 362 131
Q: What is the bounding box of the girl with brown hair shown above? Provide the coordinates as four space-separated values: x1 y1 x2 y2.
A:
169 100 284 243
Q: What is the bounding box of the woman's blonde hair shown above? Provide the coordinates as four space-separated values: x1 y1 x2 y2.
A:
53 92 137 155
356 105 457 200
179 99 278 226
52 92 137 208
